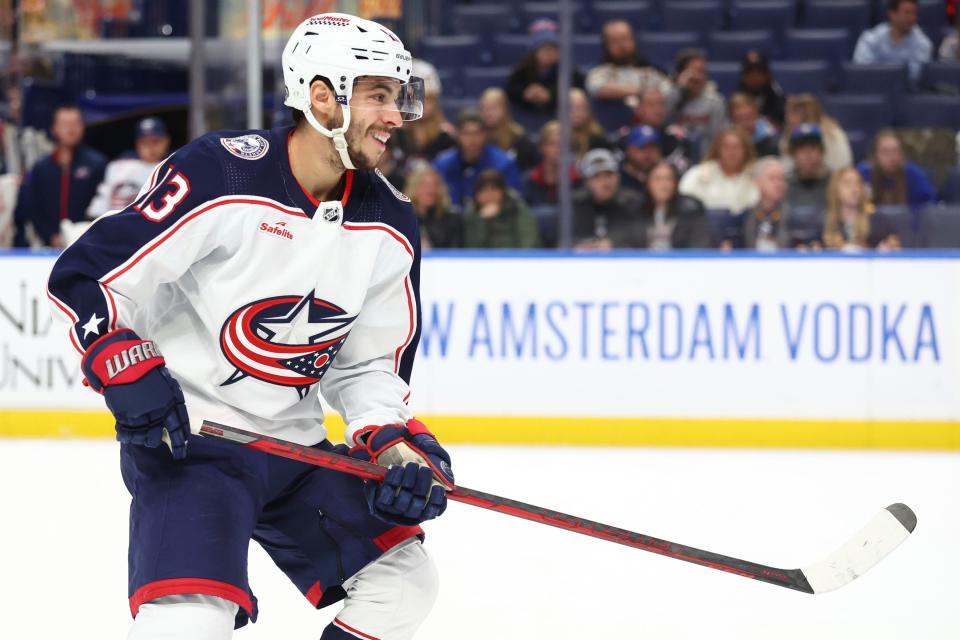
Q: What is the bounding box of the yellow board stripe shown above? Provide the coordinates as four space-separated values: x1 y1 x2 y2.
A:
0 411 958 450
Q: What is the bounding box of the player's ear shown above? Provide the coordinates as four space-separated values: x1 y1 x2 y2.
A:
309 78 339 124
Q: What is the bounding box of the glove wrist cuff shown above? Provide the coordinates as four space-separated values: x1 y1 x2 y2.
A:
81 328 166 392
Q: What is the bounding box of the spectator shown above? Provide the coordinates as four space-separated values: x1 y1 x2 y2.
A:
823 166 900 251
638 161 710 249
395 59 456 161
570 88 612 158
506 19 585 116
462 169 539 248
679 128 758 212
573 148 645 249
405 163 462 250
620 125 662 192
87 117 171 219
940 23 959 60
728 92 779 158
857 129 936 208
434 111 523 206
737 50 785 128
781 94 853 172
1 82 53 176
785 124 830 213
522 120 580 206
13 104 105 247
853 0 932 85
741 157 791 251
585 19 671 103
629 86 695 173
479 87 539 171
667 48 726 155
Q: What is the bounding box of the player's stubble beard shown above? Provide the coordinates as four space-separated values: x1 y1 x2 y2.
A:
322 108 384 172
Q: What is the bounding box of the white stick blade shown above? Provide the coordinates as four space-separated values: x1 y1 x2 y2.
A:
801 504 916 594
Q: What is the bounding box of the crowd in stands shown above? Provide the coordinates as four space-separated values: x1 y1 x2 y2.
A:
4 0 960 252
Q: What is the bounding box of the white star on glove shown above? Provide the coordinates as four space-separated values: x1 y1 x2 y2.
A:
81 313 104 339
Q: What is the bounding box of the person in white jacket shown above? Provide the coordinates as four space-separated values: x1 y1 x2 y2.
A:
87 117 171 218
679 127 759 213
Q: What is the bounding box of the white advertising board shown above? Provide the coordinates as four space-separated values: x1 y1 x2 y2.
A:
1 252 957 423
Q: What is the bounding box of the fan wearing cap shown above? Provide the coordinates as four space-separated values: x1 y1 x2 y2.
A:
573 148 645 249
620 125 663 192
86 117 171 220
505 18 586 116
785 124 830 215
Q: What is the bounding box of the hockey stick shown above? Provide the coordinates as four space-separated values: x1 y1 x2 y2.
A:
198 420 916 594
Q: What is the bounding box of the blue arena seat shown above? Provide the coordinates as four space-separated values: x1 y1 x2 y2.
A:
572 34 603 66
729 1 795 39
784 29 852 70
707 30 776 61
787 206 825 246
872 205 917 248
531 205 559 248
463 67 511 98
801 1 871 34
900 95 960 128
662 1 725 35
770 60 831 95
520 2 590 31
840 63 909 120
441 97 479 124
704 209 738 247
940 168 960 205
706 61 742 95
820 94 893 138
844 129 870 164
638 31 703 72
417 35 486 69
491 34 531 66
921 62 960 92
591 98 634 131
591 1 657 32
451 5 521 39
918 205 960 248
916 0 947 39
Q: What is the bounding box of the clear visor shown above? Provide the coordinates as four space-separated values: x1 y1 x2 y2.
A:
349 76 424 121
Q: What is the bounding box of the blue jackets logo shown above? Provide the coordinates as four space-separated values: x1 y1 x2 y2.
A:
220 292 356 397
220 134 270 160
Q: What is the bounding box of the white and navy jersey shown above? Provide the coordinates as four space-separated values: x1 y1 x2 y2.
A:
48 127 421 446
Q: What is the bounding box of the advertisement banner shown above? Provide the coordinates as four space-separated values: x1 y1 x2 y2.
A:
1 251 957 444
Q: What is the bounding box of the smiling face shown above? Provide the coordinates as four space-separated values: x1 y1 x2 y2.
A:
343 76 404 170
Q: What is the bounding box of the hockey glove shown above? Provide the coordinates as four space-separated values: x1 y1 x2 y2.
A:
81 328 190 460
349 419 455 526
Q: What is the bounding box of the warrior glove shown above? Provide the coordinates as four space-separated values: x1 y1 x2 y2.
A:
81 328 190 459
349 419 455 526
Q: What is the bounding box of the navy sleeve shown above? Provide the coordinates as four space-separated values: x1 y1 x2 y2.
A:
47 138 225 353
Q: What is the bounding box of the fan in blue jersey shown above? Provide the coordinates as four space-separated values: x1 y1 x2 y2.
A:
47 13 453 640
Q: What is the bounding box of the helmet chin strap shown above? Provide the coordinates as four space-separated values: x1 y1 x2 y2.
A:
303 104 356 171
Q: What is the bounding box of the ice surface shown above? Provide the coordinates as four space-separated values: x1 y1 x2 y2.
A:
1 440 957 639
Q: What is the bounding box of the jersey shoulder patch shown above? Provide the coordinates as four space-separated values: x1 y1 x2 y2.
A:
375 168 411 202
220 133 270 160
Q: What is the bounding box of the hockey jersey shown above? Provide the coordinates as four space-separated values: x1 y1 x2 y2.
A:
47 127 421 446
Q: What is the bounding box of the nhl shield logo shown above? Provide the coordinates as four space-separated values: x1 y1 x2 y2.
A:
220 134 270 160
321 202 343 224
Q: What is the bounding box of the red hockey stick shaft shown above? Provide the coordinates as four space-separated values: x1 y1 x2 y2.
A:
198 419 814 593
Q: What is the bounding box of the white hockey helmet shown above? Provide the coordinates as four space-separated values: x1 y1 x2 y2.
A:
282 13 424 170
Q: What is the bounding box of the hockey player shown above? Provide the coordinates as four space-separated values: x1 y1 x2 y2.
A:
47 13 453 640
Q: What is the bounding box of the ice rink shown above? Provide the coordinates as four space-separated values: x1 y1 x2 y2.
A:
2 439 957 639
